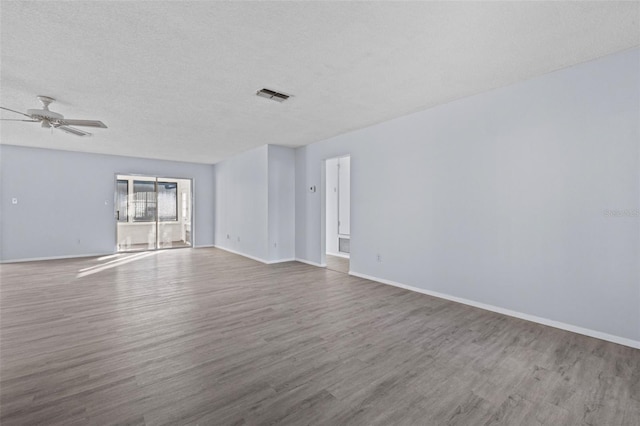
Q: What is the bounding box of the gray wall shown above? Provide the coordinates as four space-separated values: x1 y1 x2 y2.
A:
295 48 640 342
214 145 269 260
213 144 295 263
0 145 215 261
268 145 296 262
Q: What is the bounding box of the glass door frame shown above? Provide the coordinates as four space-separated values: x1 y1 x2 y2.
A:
113 173 194 253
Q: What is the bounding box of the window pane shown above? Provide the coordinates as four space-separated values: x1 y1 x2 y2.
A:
116 180 128 222
133 180 156 222
158 182 177 221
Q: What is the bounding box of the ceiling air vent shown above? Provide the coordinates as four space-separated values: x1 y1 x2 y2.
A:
256 88 290 102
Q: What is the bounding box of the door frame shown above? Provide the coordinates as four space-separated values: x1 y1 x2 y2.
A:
320 154 351 269
113 173 194 253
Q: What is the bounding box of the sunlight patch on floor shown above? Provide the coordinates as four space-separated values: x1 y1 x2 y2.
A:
77 251 161 278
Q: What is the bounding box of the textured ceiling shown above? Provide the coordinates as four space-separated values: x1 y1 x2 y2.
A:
1 1 638 164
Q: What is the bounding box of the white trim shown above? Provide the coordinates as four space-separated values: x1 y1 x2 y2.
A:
0 252 112 264
266 258 296 265
212 245 270 264
212 245 294 265
349 270 640 350
326 251 350 259
193 244 216 248
295 258 327 268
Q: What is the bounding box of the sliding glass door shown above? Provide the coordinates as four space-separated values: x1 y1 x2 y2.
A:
115 174 192 252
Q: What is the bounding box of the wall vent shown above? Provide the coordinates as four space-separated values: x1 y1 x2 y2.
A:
339 237 350 254
256 88 290 102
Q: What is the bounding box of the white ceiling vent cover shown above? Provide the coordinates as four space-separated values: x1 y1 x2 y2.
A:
256 88 291 102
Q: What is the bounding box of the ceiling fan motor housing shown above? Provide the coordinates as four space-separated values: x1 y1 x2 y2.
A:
26 109 63 121
27 96 63 122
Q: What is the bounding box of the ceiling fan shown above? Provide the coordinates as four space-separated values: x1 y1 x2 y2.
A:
1 95 107 137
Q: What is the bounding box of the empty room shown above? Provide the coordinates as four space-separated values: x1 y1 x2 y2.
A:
0 1 638 425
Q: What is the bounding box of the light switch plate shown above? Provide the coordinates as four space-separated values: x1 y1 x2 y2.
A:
11 198 18 205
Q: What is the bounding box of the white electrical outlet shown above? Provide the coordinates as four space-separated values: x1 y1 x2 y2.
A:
11 198 18 205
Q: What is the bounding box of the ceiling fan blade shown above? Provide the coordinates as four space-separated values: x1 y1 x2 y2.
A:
0 106 32 118
58 119 107 128
57 125 92 137
0 119 38 122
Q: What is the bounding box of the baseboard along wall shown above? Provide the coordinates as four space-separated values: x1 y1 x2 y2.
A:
346 270 640 350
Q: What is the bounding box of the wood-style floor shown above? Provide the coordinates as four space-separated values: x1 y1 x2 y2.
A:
326 254 349 274
1 248 638 425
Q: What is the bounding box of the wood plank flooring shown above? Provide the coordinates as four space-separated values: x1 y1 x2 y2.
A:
1 248 638 425
325 255 349 274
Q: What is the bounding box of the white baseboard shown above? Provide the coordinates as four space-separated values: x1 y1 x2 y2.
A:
349 271 640 350
266 258 296 264
193 244 216 249
2 246 219 263
0 252 113 264
295 258 327 268
212 245 294 265
213 245 269 263
327 251 350 259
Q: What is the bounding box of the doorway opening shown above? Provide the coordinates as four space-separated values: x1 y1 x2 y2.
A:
324 155 350 273
115 174 192 252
